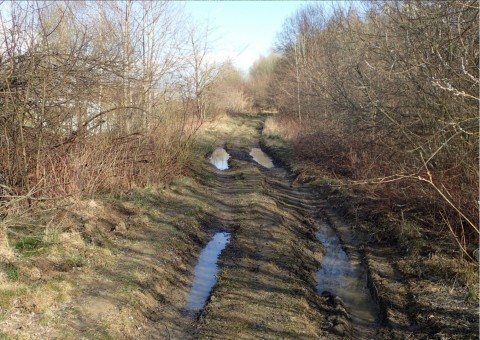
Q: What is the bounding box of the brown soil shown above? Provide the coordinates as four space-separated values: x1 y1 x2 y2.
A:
0 113 477 339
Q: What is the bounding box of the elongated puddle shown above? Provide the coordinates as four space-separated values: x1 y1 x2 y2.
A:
250 148 274 168
210 148 230 170
316 222 378 328
185 232 231 313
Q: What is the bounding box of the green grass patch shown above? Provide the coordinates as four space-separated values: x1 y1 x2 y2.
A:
14 236 47 255
0 263 19 281
0 331 15 340
196 170 215 186
121 190 158 208
465 286 479 301
0 288 27 308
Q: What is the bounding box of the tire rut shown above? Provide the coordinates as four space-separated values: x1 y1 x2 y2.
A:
196 159 325 338
190 117 382 339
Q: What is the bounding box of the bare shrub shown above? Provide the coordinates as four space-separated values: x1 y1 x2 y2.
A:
261 1 479 257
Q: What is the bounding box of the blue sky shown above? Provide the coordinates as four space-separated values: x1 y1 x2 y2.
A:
184 1 312 73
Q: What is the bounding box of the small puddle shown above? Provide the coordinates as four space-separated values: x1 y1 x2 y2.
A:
210 148 230 170
316 222 378 327
185 232 231 313
249 148 274 168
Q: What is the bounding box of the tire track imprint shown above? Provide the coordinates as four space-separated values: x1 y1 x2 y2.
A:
191 116 381 339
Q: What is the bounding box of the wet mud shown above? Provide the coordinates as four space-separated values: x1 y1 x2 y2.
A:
8 113 475 339
187 116 383 339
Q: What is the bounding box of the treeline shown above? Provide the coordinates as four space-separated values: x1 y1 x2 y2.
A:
0 1 247 203
249 1 478 256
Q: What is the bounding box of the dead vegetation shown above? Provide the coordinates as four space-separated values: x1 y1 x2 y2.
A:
0 1 248 259
253 1 479 260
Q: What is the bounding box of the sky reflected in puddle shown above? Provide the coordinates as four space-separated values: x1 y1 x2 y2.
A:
185 232 231 312
316 222 378 326
250 148 274 168
210 148 230 170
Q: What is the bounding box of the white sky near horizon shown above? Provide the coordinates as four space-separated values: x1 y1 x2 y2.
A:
184 1 313 74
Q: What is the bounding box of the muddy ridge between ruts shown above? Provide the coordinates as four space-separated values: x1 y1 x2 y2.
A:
197 158 326 338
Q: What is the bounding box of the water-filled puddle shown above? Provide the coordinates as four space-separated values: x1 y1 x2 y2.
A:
316 222 378 326
185 232 231 312
250 148 274 168
210 148 230 170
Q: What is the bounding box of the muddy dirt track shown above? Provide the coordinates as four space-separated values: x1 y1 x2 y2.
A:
170 114 478 339
0 113 477 339
172 115 381 339
196 157 328 338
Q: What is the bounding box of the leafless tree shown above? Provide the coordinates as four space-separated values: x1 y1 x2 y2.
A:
260 0 479 256
0 0 225 251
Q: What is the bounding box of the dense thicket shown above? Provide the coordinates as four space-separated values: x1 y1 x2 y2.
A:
0 1 245 199
0 1 248 253
255 1 479 256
